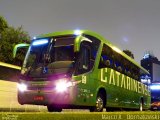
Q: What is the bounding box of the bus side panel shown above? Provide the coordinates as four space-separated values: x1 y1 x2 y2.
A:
97 67 151 109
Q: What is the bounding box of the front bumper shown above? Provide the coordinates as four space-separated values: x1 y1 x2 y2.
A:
18 87 76 106
151 106 160 111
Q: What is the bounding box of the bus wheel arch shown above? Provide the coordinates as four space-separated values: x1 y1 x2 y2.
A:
90 88 107 112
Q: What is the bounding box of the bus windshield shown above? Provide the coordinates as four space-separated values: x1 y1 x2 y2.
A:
22 36 75 78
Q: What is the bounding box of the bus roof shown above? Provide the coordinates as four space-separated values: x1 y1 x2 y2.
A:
37 30 149 74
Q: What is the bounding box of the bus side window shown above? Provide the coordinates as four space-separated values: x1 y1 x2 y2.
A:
98 55 106 68
98 44 113 69
127 66 132 77
101 55 109 66
123 60 131 77
105 59 111 66
114 61 123 72
112 50 123 73
132 65 140 80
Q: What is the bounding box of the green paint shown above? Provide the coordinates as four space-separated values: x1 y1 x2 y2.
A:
121 74 126 88
115 71 120 86
16 30 150 110
100 68 150 96
109 69 115 85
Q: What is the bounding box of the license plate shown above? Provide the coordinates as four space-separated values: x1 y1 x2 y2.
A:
34 96 44 101
153 107 158 110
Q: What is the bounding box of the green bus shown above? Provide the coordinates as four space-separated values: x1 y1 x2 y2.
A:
14 30 150 112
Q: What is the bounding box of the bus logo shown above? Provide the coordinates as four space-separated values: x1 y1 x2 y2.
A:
42 67 48 74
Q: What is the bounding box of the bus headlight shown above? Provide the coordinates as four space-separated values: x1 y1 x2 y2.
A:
55 80 72 93
17 83 27 92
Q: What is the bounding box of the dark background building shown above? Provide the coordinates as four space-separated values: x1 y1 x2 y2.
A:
141 53 160 110
141 53 160 84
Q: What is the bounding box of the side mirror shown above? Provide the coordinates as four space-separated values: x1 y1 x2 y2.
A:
13 43 30 58
74 36 92 52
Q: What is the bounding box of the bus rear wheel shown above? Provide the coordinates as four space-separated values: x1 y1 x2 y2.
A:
47 105 62 112
139 99 144 111
90 93 105 112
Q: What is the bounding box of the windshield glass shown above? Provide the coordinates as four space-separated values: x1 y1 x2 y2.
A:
22 36 75 78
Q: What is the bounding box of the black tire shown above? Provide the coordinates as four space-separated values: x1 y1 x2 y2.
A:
47 105 62 112
90 93 105 112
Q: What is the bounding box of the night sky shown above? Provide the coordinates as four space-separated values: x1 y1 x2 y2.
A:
1 0 160 63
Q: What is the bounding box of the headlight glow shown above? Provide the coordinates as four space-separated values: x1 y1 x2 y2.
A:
17 83 27 92
55 80 72 93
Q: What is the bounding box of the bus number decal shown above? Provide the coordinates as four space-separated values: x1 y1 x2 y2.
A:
82 75 87 84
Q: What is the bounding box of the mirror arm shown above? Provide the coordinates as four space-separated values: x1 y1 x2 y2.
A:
13 43 30 58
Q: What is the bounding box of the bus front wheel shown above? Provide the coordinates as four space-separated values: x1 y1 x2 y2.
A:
90 93 105 112
47 105 62 112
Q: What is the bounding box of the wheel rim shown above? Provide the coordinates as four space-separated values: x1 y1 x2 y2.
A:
96 97 103 111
